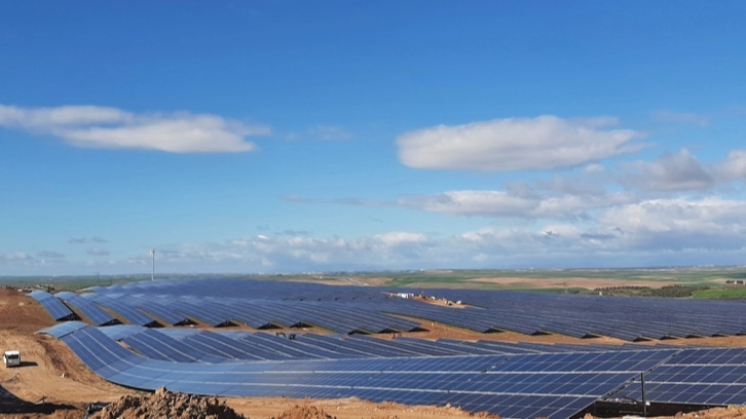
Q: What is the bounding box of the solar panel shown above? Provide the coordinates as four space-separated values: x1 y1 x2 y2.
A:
266 334 360 359
241 333 325 359
36 321 88 338
54 325 686 419
610 347 746 406
129 297 191 325
55 292 118 326
298 334 384 358
27 290 76 321
122 330 203 363
92 296 161 326
156 328 202 340
184 331 268 361
98 324 146 341
363 336 466 356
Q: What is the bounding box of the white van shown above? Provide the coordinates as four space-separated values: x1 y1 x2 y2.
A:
3 350 20 367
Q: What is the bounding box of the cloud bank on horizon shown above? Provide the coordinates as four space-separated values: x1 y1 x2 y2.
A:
1 1 745 275
4 107 746 274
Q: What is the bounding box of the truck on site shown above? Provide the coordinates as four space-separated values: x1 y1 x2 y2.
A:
3 350 21 367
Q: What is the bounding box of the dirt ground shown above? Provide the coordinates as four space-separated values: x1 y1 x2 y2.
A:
0 286 743 419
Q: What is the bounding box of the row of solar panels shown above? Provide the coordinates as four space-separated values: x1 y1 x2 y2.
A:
32 278 746 341
87 277 392 301
39 322 673 363
28 290 77 321
44 323 746 417
30 289 420 334
47 323 680 419
429 288 746 339
96 279 746 340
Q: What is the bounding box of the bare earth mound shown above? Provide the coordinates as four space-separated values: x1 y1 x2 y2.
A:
93 387 246 419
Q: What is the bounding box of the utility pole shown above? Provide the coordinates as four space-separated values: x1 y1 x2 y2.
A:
641 372 647 417
150 248 156 281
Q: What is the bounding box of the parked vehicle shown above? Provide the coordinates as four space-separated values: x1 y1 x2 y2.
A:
3 350 20 367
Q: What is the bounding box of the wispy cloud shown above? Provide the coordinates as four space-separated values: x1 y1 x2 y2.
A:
68 236 109 245
156 232 433 270
283 125 353 142
37 250 65 258
0 103 270 153
307 125 352 141
87 247 110 256
277 229 311 236
652 110 710 126
396 115 646 172
281 195 388 207
398 189 632 220
0 252 30 264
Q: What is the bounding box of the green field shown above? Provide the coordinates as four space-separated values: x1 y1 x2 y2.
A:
2 266 746 299
693 287 746 299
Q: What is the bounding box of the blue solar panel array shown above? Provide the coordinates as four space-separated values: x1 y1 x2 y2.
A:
72 280 421 333
30 278 746 418
610 347 746 406
56 326 679 419
53 292 119 326
38 278 746 341
93 295 161 327
422 289 746 340
28 290 76 321
41 322 746 418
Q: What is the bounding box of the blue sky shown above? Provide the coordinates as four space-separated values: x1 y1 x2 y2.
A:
2 1 746 275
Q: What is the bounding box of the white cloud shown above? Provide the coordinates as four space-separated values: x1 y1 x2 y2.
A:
7 194 746 273
396 115 645 172
717 150 746 180
451 197 746 266
598 197 746 250
623 149 714 191
0 103 270 153
158 232 432 271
